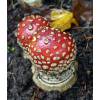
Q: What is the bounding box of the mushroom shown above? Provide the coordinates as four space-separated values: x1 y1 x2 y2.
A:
16 15 78 92
28 27 77 71
17 15 49 49
27 27 77 92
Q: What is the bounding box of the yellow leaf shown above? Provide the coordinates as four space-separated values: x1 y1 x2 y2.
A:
50 9 79 31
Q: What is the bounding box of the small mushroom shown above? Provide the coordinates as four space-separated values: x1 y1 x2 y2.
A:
17 15 49 49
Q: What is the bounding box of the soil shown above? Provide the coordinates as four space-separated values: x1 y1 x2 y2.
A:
7 0 93 100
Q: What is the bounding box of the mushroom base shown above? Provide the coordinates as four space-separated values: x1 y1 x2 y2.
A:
32 61 78 92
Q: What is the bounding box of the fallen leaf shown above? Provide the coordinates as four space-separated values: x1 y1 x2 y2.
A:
72 0 93 24
50 9 78 31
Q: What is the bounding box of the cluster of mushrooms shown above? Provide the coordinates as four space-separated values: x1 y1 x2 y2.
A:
17 15 78 92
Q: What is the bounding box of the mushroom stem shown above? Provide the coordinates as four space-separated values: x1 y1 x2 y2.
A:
32 61 78 92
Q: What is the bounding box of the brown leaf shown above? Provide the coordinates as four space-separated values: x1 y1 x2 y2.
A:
72 0 93 24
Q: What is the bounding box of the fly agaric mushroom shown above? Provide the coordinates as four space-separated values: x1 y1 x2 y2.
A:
28 27 76 70
17 15 49 49
27 27 77 92
16 15 78 92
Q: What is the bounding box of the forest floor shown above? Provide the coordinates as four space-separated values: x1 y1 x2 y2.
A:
7 0 93 100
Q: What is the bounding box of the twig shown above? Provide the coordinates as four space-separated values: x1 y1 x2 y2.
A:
7 72 16 86
84 34 93 41
83 34 93 50
60 0 64 9
12 0 19 9
7 72 14 75
86 42 89 50
72 26 93 30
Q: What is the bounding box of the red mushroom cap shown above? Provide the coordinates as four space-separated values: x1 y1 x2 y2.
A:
17 15 49 49
28 27 77 71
